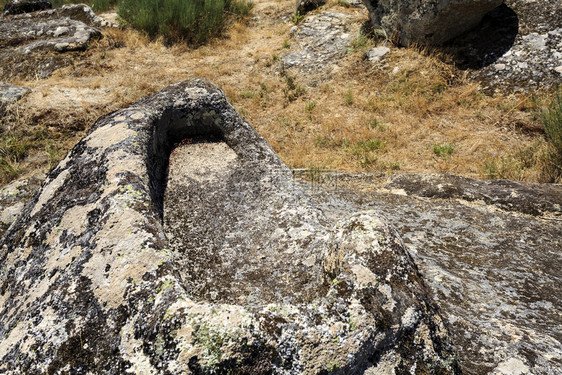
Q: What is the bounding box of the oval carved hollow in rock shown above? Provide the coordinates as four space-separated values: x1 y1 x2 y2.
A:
0 79 460 373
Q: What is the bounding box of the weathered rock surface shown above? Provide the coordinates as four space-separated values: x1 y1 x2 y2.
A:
0 4 105 79
361 0 504 46
0 174 44 237
3 0 51 15
303 173 562 374
386 173 562 218
0 79 460 373
281 12 357 72
447 0 562 93
0 82 31 114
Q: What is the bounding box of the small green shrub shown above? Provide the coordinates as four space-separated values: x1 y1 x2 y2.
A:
282 73 305 102
350 31 371 51
291 11 304 25
353 138 385 153
344 89 353 105
118 0 253 44
433 143 455 158
305 101 316 112
369 118 387 131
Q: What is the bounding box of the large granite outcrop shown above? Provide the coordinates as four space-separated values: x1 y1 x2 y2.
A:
305 173 562 374
362 0 504 46
0 79 460 373
0 4 108 79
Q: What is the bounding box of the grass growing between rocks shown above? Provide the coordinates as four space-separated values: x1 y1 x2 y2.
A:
0 0 557 184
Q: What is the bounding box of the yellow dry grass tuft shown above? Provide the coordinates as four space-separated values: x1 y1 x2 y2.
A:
1 0 555 183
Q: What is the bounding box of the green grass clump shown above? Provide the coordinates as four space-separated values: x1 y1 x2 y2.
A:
118 0 253 44
433 143 455 158
0 134 31 182
540 88 562 181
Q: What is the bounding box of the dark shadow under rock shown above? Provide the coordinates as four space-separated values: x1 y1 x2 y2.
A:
445 0 562 93
0 79 460 374
445 4 519 70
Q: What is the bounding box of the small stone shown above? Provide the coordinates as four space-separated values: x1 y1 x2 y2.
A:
493 358 529 375
366 46 390 62
53 26 69 37
494 63 506 71
555 65 562 74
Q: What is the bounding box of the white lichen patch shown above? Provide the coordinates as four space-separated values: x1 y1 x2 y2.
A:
84 122 136 150
30 169 69 217
57 203 95 239
120 314 158 374
184 87 209 99
82 208 165 310
350 264 379 287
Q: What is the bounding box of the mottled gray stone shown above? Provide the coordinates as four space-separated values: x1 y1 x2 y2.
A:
296 0 326 15
0 174 44 236
0 80 460 374
0 83 31 113
455 0 562 93
281 12 356 72
302 172 562 374
366 46 390 62
361 0 503 46
0 5 107 79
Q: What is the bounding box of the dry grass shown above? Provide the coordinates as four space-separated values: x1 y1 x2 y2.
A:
1 0 556 183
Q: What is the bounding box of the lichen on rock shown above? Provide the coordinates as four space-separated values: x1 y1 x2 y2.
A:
0 79 460 373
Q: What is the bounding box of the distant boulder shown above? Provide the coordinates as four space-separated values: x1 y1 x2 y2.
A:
0 82 31 114
362 0 504 45
0 5 104 79
296 0 326 15
3 0 51 15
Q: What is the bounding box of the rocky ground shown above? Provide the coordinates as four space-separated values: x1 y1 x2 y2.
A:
0 0 561 373
447 0 562 93
300 173 562 374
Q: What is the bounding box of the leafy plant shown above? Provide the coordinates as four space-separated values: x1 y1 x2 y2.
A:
291 11 304 25
282 73 305 102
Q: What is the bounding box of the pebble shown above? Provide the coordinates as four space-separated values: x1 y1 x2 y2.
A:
366 46 390 62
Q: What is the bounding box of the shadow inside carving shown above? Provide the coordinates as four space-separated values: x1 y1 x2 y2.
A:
443 4 518 70
146 108 225 219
